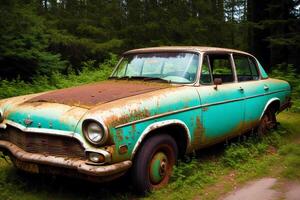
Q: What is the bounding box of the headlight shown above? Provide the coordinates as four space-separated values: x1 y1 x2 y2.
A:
83 120 107 145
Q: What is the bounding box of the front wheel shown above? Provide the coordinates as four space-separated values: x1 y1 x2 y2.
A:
131 134 178 194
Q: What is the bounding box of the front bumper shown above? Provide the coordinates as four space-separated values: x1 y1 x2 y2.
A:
0 140 132 178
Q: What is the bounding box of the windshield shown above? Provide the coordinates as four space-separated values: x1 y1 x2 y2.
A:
111 52 199 84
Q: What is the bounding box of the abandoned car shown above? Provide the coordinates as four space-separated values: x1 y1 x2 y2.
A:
0 47 292 192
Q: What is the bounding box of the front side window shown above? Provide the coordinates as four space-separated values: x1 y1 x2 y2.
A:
209 54 234 83
234 55 259 82
111 52 199 84
200 55 212 85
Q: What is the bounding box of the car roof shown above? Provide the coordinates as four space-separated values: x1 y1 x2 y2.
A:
123 46 252 56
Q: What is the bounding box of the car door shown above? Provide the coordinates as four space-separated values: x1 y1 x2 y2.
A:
195 53 245 147
233 54 267 132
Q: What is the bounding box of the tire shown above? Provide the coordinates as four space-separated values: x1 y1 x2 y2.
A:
257 107 277 135
131 134 178 194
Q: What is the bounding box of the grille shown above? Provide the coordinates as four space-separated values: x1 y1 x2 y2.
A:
2 126 85 159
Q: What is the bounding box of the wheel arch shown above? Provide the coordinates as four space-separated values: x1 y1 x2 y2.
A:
131 119 191 160
260 97 281 120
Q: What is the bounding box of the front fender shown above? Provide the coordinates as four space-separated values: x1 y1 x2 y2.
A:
130 119 191 159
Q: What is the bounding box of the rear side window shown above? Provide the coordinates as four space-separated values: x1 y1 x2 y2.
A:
234 55 259 82
209 54 234 83
248 58 259 80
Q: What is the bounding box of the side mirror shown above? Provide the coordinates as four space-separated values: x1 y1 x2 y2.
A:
214 78 222 90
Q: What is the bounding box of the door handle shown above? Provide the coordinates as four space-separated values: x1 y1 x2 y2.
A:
264 85 269 91
238 87 244 92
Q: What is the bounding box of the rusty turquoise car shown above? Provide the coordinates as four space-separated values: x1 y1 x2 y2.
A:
0 47 292 192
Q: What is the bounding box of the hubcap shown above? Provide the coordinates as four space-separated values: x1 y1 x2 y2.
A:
149 152 169 184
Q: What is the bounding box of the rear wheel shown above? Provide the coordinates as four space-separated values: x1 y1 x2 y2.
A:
257 108 277 135
131 134 178 194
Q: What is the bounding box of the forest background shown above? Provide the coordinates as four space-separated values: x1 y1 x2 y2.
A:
0 0 299 87
1 1 300 200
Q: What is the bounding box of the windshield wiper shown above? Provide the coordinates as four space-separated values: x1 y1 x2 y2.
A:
109 76 133 80
109 76 170 83
142 77 171 83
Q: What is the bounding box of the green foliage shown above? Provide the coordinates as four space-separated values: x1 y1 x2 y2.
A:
270 64 300 113
222 143 254 168
48 29 123 70
1 0 299 80
0 54 117 99
0 1 68 78
221 130 287 168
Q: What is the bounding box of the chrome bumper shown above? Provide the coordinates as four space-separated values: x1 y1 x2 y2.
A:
0 140 132 177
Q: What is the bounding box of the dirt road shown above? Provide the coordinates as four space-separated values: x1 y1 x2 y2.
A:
221 178 300 200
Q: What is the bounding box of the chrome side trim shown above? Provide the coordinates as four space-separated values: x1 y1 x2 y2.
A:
115 106 201 129
244 90 281 100
130 119 191 159
115 89 289 129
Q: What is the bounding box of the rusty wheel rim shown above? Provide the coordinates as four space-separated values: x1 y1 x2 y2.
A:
148 144 175 188
258 113 271 135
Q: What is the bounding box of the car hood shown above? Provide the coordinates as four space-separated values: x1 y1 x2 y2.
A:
26 80 172 109
0 80 172 133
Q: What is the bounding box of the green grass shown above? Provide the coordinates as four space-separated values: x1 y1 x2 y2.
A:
279 144 300 179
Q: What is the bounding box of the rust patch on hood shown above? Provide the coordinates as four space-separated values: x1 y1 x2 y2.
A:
27 80 171 108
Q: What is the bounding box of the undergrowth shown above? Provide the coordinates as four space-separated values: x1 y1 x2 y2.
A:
270 64 300 113
0 55 117 99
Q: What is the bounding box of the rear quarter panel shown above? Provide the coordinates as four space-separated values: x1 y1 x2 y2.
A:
241 78 291 132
